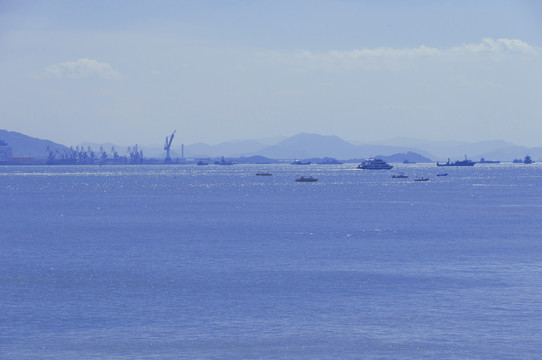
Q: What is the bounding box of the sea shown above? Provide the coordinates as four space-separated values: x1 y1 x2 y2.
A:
1 163 541 359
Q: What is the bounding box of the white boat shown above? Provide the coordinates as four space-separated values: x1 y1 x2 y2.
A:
356 158 393 170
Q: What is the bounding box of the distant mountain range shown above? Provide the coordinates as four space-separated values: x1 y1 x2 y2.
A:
1 129 541 162
176 133 542 162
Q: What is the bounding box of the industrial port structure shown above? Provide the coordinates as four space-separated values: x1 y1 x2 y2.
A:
164 130 175 163
40 131 181 165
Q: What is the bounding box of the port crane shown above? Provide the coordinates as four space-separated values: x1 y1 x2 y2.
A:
164 130 176 163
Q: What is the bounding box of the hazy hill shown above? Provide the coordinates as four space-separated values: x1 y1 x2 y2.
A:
253 133 433 160
185 140 268 158
479 146 542 162
255 133 359 159
354 145 433 160
368 138 522 161
0 129 67 159
379 152 433 163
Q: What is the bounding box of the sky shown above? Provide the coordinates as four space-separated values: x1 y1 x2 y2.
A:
1 0 541 147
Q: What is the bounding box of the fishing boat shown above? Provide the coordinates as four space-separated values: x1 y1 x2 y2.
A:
291 160 311 165
513 155 534 164
414 178 429 181
437 173 448 176
392 174 408 178
295 176 318 182
256 172 272 176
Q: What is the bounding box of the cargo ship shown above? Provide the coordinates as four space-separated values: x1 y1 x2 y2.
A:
478 158 500 164
437 156 475 167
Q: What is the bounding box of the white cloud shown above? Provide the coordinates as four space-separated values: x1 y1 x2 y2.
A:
258 38 539 70
329 44 441 59
337 38 538 59
455 38 537 55
44 58 120 79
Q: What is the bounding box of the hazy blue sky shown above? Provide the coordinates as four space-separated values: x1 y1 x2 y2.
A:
1 0 541 146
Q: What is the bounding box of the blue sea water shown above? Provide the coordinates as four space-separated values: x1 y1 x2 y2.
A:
1 163 541 359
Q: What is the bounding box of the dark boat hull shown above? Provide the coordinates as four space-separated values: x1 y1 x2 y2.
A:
437 161 475 166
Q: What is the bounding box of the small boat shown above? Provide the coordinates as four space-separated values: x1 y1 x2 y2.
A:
295 176 318 182
317 157 343 165
437 173 448 176
256 172 272 176
414 178 429 181
291 160 311 165
392 174 408 178
514 156 534 164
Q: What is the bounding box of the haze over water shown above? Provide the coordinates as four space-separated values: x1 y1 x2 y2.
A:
2 1 542 146
1 163 541 359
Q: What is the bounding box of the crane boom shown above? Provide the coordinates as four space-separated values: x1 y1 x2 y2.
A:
164 130 176 163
